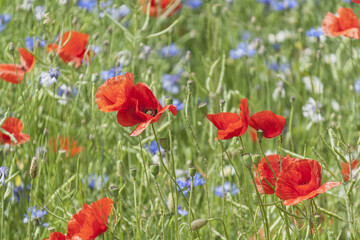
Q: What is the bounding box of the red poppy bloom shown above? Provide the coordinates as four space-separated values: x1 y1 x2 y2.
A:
353 0 360 3
47 31 89 68
322 8 360 39
206 98 249 140
95 73 177 136
43 197 114 240
248 110 285 138
0 117 30 145
51 137 84 157
254 155 297 194
140 0 182 17
0 48 35 84
275 159 341 206
341 160 360 182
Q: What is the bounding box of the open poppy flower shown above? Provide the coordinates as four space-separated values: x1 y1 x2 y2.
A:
275 159 341 206
95 73 177 136
140 0 182 17
249 110 285 138
0 48 35 84
254 155 297 194
43 197 114 240
353 0 360 3
47 31 89 68
322 8 360 39
341 160 360 182
206 98 248 140
51 137 84 157
0 117 30 145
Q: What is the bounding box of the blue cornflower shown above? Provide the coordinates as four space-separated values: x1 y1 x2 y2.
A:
160 98 183 111
78 0 97 11
271 0 298 11
256 0 272 4
99 4 131 19
162 73 181 94
161 44 180 57
87 174 109 190
306 27 324 38
25 37 46 51
242 31 252 41
229 42 256 59
57 84 78 105
267 61 290 72
343 0 351 2
23 206 48 227
145 140 163 155
101 64 123 81
0 166 8 185
215 182 239 198
185 0 202 9
177 172 205 197
272 43 281 51
40 67 60 86
13 183 24 202
178 206 189 216
0 14 11 33
355 80 360 94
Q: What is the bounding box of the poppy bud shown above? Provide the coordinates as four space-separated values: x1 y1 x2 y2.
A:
107 26 113 33
165 97 173 105
243 153 252 169
72 16 78 25
159 138 169 151
150 164 160 177
117 160 125 177
108 183 118 197
198 102 208 116
257 129 264 142
211 4 222 17
189 167 196 178
290 96 295 104
130 167 137 179
219 99 226 112
9 42 14 53
91 73 99 82
79 73 84 80
167 193 175 213
30 157 38 179
252 154 261 166
187 80 193 88
191 219 208 231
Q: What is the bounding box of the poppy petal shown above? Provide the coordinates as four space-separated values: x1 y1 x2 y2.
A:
338 8 359 30
43 232 67 240
0 64 25 84
131 82 162 114
322 12 342 37
14 133 30 145
207 113 241 131
18 48 35 72
1 117 23 135
95 73 134 112
217 120 244 140
239 98 249 135
282 182 341 206
130 121 152 137
249 110 285 138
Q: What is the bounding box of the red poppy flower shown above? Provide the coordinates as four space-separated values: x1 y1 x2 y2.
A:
248 110 285 138
341 160 360 182
140 0 182 17
51 137 84 157
275 159 341 206
254 155 297 194
353 0 360 3
43 197 114 240
0 117 30 145
47 31 89 68
206 98 249 140
322 8 360 39
0 48 35 84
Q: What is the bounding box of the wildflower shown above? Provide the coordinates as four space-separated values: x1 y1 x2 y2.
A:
178 206 189 216
275 159 341 205
271 0 297 11
0 14 11 32
40 67 60 86
353 0 360 3
162 73 181 94
43 198 114 240
306 27 324 38
19 0 34 10
254 155 297 194
177 172 205 197
272 81 285 100
0 117 30 145
140 0 182 18
25 36 46 51
87 174 109 190
95 73 177 136
47 31 90 68
267 61 290 73
57 84 78 105
341 160 360 182
0 166 8 185
302 97 324 123
322 7 360 39
249 110 285 138
100 65 123 81
0 48 35 84
99 4 131 19
160 98 183 111
161 43 180 57
215 182 239 198
302 76 323 95
354 79 360 93
145 140 164 155
23 206 48 227
185 0 202 9
34 6 46 20
207 98 249 140
139 44 152 59
51 137 84 157
229 42 256 59
78 0 97 11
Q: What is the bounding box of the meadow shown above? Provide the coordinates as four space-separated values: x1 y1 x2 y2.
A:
0 0 360 239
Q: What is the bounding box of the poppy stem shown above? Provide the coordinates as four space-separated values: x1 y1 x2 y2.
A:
188 176 194 239
207 218 230 240
258 141 277 180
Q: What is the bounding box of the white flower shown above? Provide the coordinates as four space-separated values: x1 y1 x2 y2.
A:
272 81 285 100
331 100 340 112
302 76 323 94
19 0 34 10
220 165 236 177
34 6 45 20
302 97 324 123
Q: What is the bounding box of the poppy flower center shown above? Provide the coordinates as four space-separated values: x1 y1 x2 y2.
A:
143 108 158 117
